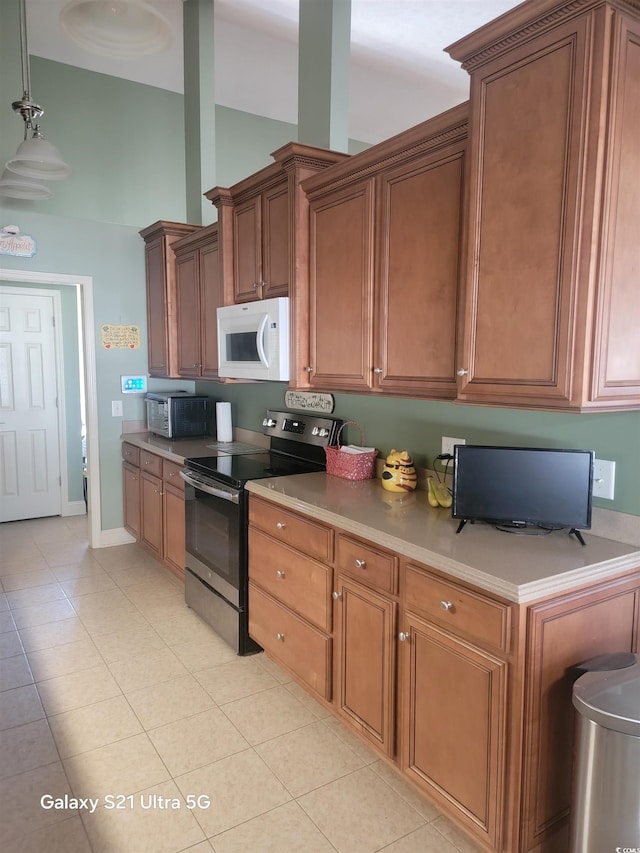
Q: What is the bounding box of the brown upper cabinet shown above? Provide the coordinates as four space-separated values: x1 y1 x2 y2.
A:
172 223 223 380
447 0 640 411
300 104 467 397
205 143 349 375
139 220 198 378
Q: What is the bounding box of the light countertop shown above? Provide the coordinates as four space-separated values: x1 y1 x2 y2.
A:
246 473 640 604
121 431 268 463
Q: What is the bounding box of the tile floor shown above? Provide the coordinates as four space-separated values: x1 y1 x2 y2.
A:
0 514 483 853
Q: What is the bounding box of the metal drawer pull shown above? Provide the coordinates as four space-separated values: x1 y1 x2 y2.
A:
398 632 409 642
276 570 285 578
276 521 286 529
440 600 453 612
276 632 285 641
355 559 366 569
332 591 342 600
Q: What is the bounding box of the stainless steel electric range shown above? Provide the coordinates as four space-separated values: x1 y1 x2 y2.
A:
180 409 343 655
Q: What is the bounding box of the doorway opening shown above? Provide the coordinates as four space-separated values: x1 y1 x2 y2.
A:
0 268 101 548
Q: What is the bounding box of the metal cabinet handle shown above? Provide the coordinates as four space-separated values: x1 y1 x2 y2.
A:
304 366 313 373
332 591 342 600
373 367 383 374
276 521 286 530
276 570 285 578
154 488 165 496
355 559 366 569
440 600 453 612
276 632 285 641
457 368 469 376
398 632 409 642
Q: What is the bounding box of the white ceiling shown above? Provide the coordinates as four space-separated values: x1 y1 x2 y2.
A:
25 0 522 143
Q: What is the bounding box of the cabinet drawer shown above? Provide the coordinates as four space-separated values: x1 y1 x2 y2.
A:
122 442 140 466
404 563 511 653
337 535 398 594
249 582 331 700
139 450 162 478
163 459 184 492
249 528 332 632
249 497 333 562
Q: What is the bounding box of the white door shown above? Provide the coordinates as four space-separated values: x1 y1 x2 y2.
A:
0 291 62 522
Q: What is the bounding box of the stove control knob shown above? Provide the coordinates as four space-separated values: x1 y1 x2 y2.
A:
311 427 319 436
318 428 329 438
262 418 268 426
265 418 277 428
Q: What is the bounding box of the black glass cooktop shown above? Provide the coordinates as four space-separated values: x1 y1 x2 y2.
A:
184 451 325 489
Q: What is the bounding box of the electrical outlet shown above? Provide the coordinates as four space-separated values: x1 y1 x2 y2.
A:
592 458 615 500
441 436 465 457
111 400 123 418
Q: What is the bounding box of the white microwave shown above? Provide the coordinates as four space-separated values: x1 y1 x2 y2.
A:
217 296 289 381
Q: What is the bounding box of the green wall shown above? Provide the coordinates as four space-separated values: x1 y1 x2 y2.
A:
0 207 148 530
195 380 640 517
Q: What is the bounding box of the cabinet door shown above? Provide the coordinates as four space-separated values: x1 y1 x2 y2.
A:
175 249 202 378
140 471 163 558
522 584 639 851
457 17 591 408
400 612 507 849
145 239 171 377
334 575 397 757
233 196 262 302
374 151 463 399
200 241 222 378
308 179 375 391
261 182 289 298
122 462 140 539
163 481 185 580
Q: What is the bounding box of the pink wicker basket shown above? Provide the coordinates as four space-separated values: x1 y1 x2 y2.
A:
324 422 377 481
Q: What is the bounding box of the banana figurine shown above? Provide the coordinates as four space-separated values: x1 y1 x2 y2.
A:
427 476 452 508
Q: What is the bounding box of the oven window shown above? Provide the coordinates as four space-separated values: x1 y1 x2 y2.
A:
184 486 242 592
226 331 259 362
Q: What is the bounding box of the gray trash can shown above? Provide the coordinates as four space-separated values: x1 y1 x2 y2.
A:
570 654 640 852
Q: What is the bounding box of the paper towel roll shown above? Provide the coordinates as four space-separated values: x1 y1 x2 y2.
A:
216 402 233 443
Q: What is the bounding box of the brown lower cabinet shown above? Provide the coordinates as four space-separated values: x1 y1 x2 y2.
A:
121 442 185 581
247 493 640 853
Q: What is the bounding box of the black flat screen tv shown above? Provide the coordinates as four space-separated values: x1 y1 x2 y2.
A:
452 445 594 544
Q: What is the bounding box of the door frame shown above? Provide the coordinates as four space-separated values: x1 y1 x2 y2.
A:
0 285 68 520
0 268 101 548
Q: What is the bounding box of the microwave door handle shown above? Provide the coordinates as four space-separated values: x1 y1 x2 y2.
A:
256 314 270 368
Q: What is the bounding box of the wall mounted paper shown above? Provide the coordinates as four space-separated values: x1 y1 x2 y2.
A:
216 401 233 443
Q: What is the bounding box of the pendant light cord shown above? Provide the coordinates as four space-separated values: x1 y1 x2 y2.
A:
18 0 31 101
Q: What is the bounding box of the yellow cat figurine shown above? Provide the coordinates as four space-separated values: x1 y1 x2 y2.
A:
381 449 417 492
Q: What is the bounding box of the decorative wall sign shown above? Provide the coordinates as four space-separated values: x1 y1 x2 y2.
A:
284 390 335 414
0 225 36 258
100 324 141 349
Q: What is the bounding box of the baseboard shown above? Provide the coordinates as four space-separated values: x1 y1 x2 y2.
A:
93 526 136 548
62 500 87 517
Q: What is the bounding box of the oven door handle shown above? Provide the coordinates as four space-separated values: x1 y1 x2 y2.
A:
180 470 240 504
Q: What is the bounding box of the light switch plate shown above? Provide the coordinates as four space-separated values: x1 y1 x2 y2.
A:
592 458 615 500
111 400 123 418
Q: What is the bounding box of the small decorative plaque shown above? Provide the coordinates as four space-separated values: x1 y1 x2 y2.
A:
284 390 335 414
100 324 141 349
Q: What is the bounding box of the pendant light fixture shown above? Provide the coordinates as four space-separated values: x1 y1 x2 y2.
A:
0 0 71 199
